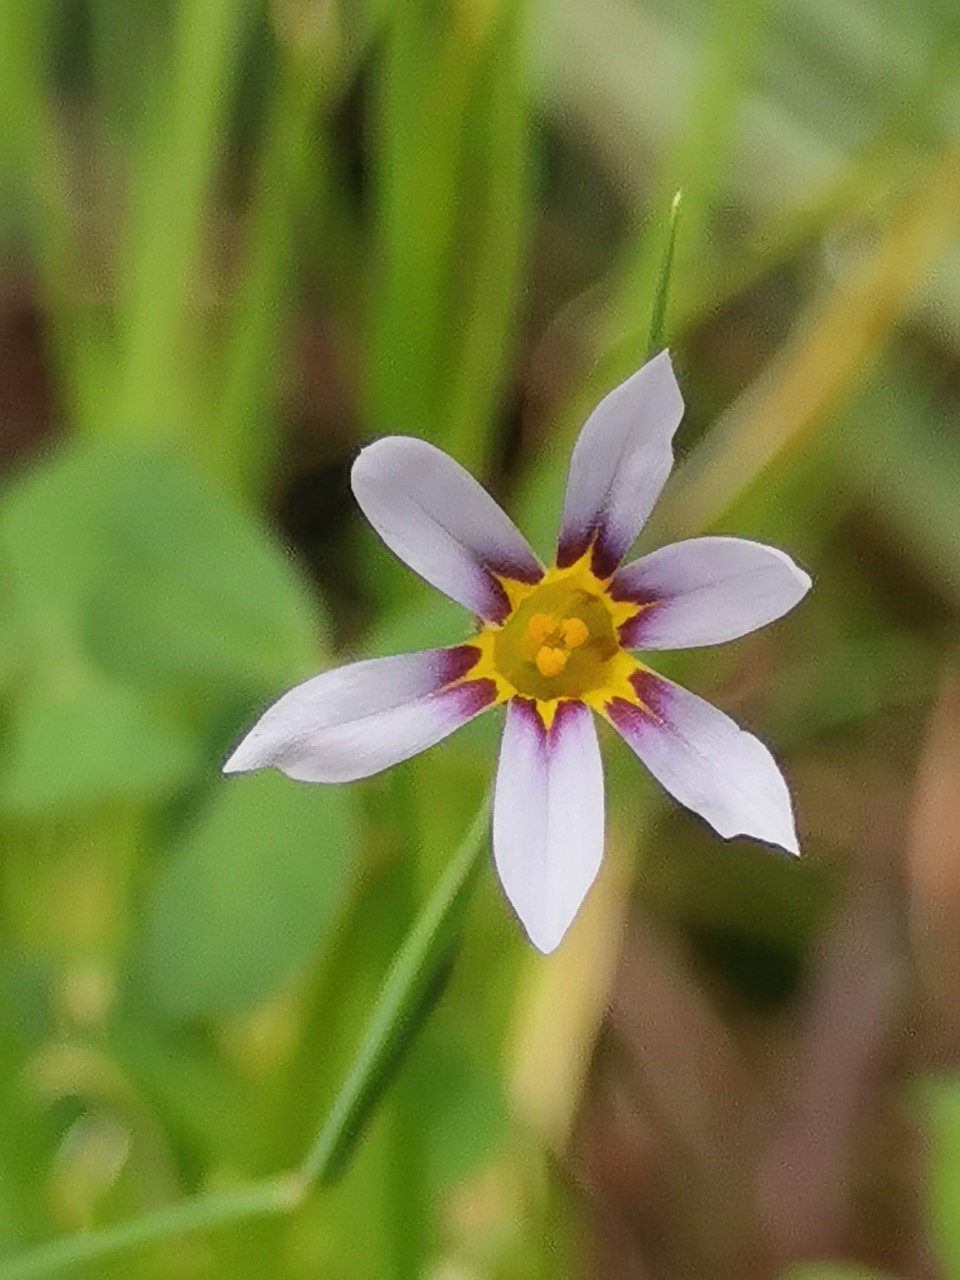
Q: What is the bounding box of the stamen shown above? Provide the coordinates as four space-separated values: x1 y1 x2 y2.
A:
535 646 568 678
527 613 556 645
561 617 589 648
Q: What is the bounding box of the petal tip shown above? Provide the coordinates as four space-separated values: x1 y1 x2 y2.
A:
221 742 257 775
753 815 800 858
519 913 568 955
646 346 683 404
781 830 801 857
222 729 275 776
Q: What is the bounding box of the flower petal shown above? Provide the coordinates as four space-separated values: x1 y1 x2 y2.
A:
606 670 798 854
613 536 812 650
223 646 495 783
351 437 542 622
493 698 605 953
557 350 684 579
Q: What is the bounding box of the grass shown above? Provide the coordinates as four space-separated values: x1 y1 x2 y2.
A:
0 0 959 1276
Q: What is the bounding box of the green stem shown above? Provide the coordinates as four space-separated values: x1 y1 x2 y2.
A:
0 1179 296 1280
1 797 490 1278
299 795 489 1184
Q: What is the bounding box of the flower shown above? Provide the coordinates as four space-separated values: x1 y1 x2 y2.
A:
224 352 811 953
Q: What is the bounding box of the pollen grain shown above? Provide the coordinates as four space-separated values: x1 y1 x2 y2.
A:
527 613 556 645
535 646 569 678
560 616 589 648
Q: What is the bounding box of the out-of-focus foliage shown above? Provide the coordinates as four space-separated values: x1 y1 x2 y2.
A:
0 0 958 1275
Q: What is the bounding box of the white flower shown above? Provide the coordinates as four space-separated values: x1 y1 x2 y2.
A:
225 352 811 953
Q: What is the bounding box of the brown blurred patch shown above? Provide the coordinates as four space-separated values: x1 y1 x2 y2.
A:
908 671 960 1059
568 736 941 1280
0 275 59 474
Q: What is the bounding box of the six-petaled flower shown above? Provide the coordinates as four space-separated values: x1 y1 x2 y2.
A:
224 352 811 952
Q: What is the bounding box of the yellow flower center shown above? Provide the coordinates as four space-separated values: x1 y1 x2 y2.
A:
467 553 647 721
493 577 619 699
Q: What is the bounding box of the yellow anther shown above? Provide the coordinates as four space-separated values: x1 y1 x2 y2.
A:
561 617 589 648
527 613 556 645
535 646 569 678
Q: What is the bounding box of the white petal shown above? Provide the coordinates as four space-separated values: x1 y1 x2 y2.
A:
557 350 684 579
223 646 495 783
607 670 798 854
493 699 605 953
352 437 542 622
613 536 812 649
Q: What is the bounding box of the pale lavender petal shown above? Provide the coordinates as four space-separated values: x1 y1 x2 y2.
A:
351 436 542 622
223 646 495 783
607 670 798 854
557 351 684 579
613 536 812 649
493 698 605 953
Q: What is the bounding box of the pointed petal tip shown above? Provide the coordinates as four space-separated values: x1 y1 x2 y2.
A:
221 739 262 776
523 920 566 955
773 543 813 597
720 823 800 858
781 829 801 857
732 807 800 858
716 790 800 860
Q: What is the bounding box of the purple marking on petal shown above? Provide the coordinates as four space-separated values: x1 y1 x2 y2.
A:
557 521 623 581
606 696 645 739
510 695 549 741
616 610 654 650
629 668 670 714
478 561 546 624
491 557 544 588
557 522 636 583
549 697 585 739
437 643 483 685
605 670 670 738
609 582 661 650
445 677 498 717
590 526 625 581
509 695 585 746
609 576 659 606
556 528 591 571
469 573 511 624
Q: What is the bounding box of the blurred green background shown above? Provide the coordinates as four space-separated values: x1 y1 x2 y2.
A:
1 0 959 1276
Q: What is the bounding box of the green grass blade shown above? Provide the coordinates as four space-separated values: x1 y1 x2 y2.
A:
299 795 490 1184
646 189 682 358
114 0 251 441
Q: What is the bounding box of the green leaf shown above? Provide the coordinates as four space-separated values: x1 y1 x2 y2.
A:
86 448 326 694
0 440 325 697
0 443 131 625
142 771 357 1017
0 671 197 816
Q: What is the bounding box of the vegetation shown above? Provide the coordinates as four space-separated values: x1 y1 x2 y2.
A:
0 0 959 1275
